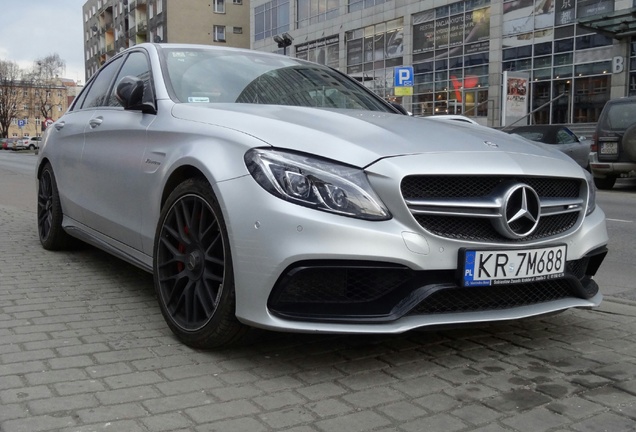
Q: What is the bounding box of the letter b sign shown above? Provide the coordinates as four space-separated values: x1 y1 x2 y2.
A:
613 56 624 74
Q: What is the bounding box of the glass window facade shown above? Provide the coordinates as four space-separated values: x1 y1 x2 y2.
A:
297 0 339 28
347 0 390 14
411 1 490 117
502 0 614 124
345 19 404 99
255 0 290 41
250 0 635 125
296 35 339 67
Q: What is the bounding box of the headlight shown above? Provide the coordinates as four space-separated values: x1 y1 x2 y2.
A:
245 149 391 220
584 169 596 216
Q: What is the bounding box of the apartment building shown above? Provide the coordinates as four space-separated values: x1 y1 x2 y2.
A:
83 0 250 80
6 79 72 140
251 0 636 127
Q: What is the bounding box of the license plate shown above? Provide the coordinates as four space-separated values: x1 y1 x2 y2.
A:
600 142 618 155
462 245 566 287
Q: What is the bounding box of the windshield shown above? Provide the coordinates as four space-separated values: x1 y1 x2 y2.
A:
160 47 392 112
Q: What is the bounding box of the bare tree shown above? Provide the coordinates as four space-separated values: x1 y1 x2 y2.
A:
27 53 67 120
0 59 23 138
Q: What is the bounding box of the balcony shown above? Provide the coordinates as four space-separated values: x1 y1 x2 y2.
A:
137 21 148 34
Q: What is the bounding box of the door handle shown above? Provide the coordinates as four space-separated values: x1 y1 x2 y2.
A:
89 117 103 128
54 121 65 130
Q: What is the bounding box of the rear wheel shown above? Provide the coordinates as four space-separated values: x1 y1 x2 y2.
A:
38 163 72 250
593 176 616 190
153 179 248 348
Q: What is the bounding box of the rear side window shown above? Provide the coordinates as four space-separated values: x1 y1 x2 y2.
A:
517 131 544 142
603 102 636 130
557 129 576 144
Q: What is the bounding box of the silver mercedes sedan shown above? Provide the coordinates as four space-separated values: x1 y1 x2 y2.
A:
36 43 608 348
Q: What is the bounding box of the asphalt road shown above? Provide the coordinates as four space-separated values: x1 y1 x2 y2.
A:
591 178 636 301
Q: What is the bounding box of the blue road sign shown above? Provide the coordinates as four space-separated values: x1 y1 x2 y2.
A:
17 119 26 128
394 66 414 87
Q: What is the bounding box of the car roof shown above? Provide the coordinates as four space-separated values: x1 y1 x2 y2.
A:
509 125 564 132
605 96 636 105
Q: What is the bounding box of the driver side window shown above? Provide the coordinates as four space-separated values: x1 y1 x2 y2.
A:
108 51 154 107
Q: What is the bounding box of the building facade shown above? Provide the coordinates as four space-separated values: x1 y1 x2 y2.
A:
251 0 636 127
83 0 251 80
5 79 73 140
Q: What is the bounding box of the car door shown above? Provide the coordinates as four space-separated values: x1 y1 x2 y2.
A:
78 50 156 251
558 128 588 168
47 59 122 223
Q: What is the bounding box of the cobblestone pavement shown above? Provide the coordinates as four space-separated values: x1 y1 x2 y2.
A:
1 181 636 431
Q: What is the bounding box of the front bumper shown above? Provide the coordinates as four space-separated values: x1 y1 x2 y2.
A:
268 246 606 323
216 174 608 334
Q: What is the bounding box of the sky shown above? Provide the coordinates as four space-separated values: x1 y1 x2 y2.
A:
0 0 87 84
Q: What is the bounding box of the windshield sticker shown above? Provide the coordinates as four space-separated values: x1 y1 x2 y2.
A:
188 97 210 103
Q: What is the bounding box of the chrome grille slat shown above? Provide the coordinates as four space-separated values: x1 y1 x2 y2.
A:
401 176 584 243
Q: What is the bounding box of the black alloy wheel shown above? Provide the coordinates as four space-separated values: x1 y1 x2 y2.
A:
37 163 71 250
154 179 247 348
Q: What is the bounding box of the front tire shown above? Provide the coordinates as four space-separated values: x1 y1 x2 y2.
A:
153 179 248 348
38 163 72 250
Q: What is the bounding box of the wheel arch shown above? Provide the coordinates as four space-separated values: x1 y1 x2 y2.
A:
36 157 53 179
160 164 208 210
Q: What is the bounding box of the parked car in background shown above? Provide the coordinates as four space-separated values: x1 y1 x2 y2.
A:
2 138 20 150
13 138 28 150
26 136 41 150
589 97 636 189
7 136 41 151
507 125 591 170
37 43 608 348
1 138 8 150
426 114 479 125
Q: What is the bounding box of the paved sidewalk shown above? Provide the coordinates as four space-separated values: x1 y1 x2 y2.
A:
1 180 636 431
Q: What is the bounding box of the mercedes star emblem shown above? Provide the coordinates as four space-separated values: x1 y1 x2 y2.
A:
493 183 541 239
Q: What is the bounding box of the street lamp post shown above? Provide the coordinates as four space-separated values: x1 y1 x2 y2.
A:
273 32 293 56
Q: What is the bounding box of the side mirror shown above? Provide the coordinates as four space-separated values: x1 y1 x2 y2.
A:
389 102 410 115
116 76 156 114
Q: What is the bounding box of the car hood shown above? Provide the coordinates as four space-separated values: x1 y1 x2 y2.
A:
171 104 574 168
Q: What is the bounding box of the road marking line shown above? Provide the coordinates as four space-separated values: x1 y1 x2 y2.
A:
606 218 633 223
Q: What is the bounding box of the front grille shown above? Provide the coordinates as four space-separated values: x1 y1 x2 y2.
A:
415 212 579 243
401 175 583 242
401 176 580 199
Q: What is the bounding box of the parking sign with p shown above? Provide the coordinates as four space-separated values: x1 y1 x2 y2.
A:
394 66 414 96
394 66 414 87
